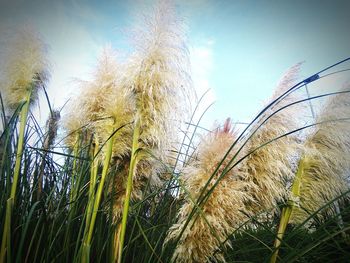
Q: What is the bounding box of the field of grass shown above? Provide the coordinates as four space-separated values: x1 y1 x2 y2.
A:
1 2 350 263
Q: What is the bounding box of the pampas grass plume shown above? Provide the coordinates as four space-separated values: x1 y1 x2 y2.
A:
62 46 134 153
290 87 350 223
166 64 304 262
124 0 192 154
166 119 251 263
0 26 49 110
109 0 192 224
237 63 304 214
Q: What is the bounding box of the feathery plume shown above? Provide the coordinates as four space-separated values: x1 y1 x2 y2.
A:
290 87 350 223
94 79 134 160
237 62 304 215
166 64 304 262
78 47 136 262
75 46 119 126
62 47 134 152
113 0 195 252
0 26 49 110
37 109 61 199
114 0 192 226
271 85 350 263
45 110 61 149
0 26 50 262
166 119 252 263
123 0 192 154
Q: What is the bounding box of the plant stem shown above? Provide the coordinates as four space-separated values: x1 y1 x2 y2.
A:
0 87 32 263
271 157 305 263
85 138 99 232
117 119 140 263
112 223 122 263
70 136 80 204
64 134 81 263
82 132 115 263
79 138 99 263
11 91 32 199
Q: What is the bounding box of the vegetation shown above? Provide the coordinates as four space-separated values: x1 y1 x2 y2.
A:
0 1 349 262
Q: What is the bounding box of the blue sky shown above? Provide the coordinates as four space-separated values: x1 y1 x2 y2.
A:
1 0 350 128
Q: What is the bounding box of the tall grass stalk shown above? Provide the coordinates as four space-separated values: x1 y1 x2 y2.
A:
80 137 99 262
63 133 84 263
0 86 32 263
117 119 140 263
82 132 115 262
70 136 81 204
37 110 60 200
85 138 99 233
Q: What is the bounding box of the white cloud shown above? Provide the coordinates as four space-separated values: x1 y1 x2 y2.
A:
190 42 216 122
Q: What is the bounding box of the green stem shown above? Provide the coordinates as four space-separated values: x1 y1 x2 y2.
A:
0 198 13 263
11 90 32 200
117 119 140 263
64 134 81 263
271 157 305 263
112 223 122 263
84 138 99 237
82 133 115 263
0 88 32 263
70 136 80 204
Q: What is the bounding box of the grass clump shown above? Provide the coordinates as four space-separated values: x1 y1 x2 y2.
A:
0 26 50 263
0 1 349 263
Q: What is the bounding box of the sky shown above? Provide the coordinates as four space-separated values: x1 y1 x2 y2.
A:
0 0 350 130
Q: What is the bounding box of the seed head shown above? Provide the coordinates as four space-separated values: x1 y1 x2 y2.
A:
62 47 133 151
0 26 49 111
166 119 252 263
123 0 193 155
290 87 350 223
237 63 304 216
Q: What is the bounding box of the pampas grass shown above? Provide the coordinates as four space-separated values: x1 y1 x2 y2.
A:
116 1 193 261
63 2 193 260
289 88 350 223
1 2 349 263
165 63 305 263
165 119 252 263
0 27 50 262
0 27 49 111
237 62 304 217
124 0 192 153
37 109 60 200
271 86 350 263
63 47 135 262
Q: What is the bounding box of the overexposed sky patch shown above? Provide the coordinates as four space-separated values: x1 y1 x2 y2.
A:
190 41 216 126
